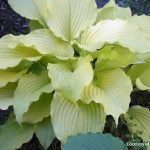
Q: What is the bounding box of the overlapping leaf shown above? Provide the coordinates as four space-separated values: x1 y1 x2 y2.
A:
35 117 55 150
124 106 150 142
96 0 131 21
22 29 74 58
81 69 132 124
48 0 97 42
136 69 150 91
48 56 93 102
77 19 150 53
128 61 150 90
0 83 17 110
29 20 44 31
8 0 49 26
94 45 138 72
0 69 27 88
0 34 22 48
22 93 52 124
14 71 53 123
0 34 41 69
129 15 150 39
0 116 34 150
50 92 106 143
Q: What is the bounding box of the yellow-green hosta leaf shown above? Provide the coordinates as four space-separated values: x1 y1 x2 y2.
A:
29 20 44 31
48 0 97 42
96 0 131 22
81 69 132 124
124 106 150 142
0 46 41 69
129 15 150 39
0 34 41 69
128 61 150 90
22 93 52 124
136 69 150 91
136 52 150 62
51 92 106 143
35 117 55 150
8 0 49 27
14 71 53 123
97 7 131 21
136 78 150 91
128 61 150 83
0 69 27 88
77 19 150 53
22 29 74 59
95 45 138 72
0 83 17 110
0 34 22 48
0 116 34 150
48 56 93 102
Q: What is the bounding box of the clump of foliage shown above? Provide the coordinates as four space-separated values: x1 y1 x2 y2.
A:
0 0 150 150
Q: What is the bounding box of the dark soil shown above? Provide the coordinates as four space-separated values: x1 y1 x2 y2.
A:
0 0 29 38
0 0 150 149
17 135 61 150
0 107 12 125
96 0 150 16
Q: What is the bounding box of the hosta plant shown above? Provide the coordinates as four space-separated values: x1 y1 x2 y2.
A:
0 0 150 149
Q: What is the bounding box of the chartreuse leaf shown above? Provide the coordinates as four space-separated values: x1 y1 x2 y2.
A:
129 15 150 39
77 19 150 53
124 106 150 142
81 68 132 124
0 45 41 69
0 115 34 150
128 61 150 90
51 92 106 143
96 0 131 22
0 34 41 69
22 93 52 124
29 20 44 31
136 52 150 62
0 60 32 86
0 83 17 110
63 133 127 150
14 71 53 123
0 69 27 88
22 29 74 59
95 45 138 72
35 117 55 150
128 61 150 83
48 56 93 102
136 69 150 91
0 34 22 48
48 0 97 42
8 0 49 27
